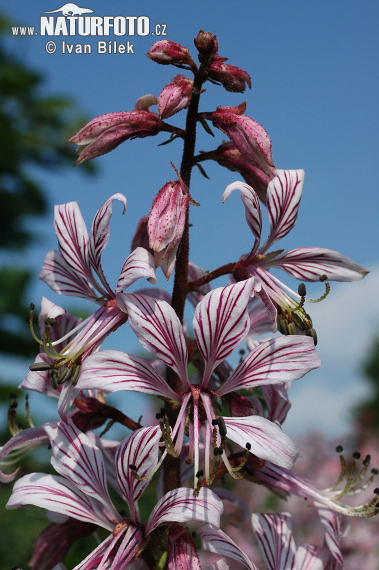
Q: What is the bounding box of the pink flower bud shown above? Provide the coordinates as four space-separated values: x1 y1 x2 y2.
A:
208 55 252 93
146 40 196 69
158 75 193 119
207 142 274 203
194 30 218 56
211 103 274 175
69 110 162 165
148 171 190 279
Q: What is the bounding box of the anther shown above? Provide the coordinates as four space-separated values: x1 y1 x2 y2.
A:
196 470 204 479
353 451 361 459
363 455 371 466
29 362 52 372
214 447 223 456
217 417 227 437
374 488 379 495
372 468 378 475
129 464 136 471
336 445 344 453
212 419 219 426
246 442 251 451
298 283 306 297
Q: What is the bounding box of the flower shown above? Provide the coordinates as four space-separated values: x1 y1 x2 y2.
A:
7 420 223 569
69 110 163 165
30 195 156 417
223 170 369 338
77 279 321 487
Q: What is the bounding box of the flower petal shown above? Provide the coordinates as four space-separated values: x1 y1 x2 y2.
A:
223 415 299 469
6 472 113 530
266 247 369 281
88 193 127 294
44 420 119 520
116 426 162 524
0 427 48 483
117 293 189 386
78 349 180 401
146 487 223 535
222 181 262 248
251 512 297 570
262 170 304 252
199 524 258 570
316 504 349 566
218 336 321 396
39 249 96 299
193 279 261 387
116 247 157 292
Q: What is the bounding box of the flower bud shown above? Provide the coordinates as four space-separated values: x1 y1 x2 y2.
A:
158 75 193 119
194 30 218 56
148 172 190 279
202 142 274 203
146 40 196 69
211 103 274 176
69 110 162 165
208 55 251 93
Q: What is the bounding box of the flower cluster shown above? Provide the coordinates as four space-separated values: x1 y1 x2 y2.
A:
1 30 376 570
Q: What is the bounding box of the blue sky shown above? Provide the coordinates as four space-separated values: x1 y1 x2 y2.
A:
3 0 379 439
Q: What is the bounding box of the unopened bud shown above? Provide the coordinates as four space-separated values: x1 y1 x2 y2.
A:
208 55 251 93
158 75 193 120
194 30 218 56
146 40 196 69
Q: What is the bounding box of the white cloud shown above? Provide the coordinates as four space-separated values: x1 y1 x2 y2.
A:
283 265 379 438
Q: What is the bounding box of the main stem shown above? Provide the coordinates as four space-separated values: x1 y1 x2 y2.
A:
163 63 209 494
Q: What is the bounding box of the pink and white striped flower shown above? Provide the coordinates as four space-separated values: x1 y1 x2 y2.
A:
32 195 156 415
6 420 223 570
223 170 368 338
77 279 321 488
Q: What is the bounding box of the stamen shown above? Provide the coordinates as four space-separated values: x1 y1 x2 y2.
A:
25 395 34 429
217 417 227 437
28 304 43 346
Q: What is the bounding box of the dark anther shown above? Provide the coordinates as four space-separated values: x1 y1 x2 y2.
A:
363 455 371 466
374 488 379 495
156 410 164 419
10 401 18 409
372 468 379 475
217 417 227 437
319 274 328 282
353 451 361 459
45 317 57 326
196 470 204 478
30 303 35 310
129 464 136 471
212 419 219 426
29 362 52 371
245 442 251 450
214 447 223 456
336 445 343 453
298 283 306 297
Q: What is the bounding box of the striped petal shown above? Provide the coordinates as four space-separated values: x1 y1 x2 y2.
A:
193 279 261 387
0 427 48 483
316 505 348 566
222 181 262 250
296 544 330 570
6 472 113 531
218 336 321 396
116 426 161 524
44 420 119 520
146 487 223 535
39 249 97 299
116 247 156 292
199 524 258 570
118 293 189 386
262 170 304 253
266 247 369 281
88 193 126 295
78 349 180 401
223 415 299 469
252 512 296 570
